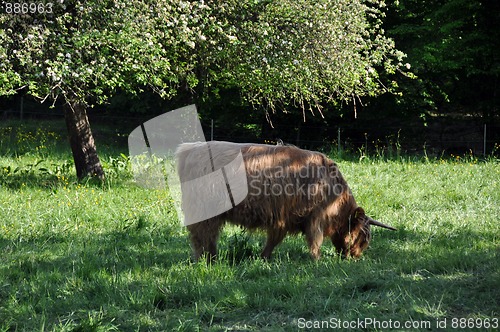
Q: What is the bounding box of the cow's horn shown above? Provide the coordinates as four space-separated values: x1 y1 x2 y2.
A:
369 218 396 231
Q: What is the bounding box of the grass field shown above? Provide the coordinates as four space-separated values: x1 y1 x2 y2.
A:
0 120 499 331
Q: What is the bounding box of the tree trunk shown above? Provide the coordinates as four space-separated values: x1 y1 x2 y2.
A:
64 100 105 180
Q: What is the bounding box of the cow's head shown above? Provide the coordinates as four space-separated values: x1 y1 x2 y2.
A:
331 207 396 258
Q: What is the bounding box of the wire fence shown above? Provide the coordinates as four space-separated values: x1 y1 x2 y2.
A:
2 108 499 157
207 120 500 157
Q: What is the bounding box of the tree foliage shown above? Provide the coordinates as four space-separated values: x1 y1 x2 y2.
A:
1 0 405 112
174 0 407 117
230 0 405 110
0 0 181 104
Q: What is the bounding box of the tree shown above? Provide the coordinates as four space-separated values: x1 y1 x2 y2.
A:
178 0 407 120
1 0 405 178
1 1 182 179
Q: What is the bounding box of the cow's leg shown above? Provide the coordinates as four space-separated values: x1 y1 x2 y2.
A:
331 234 346 257
187 218 223 262
261 227 287 259
305 220 324 260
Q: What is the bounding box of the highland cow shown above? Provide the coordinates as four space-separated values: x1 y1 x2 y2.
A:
176 141 395 261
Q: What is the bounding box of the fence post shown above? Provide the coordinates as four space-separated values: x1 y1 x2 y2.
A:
483 123 487 157
364 132 368 154
337 127 341 155
211 119 214 141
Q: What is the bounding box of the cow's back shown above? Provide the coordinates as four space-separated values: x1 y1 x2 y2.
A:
176 141 349 231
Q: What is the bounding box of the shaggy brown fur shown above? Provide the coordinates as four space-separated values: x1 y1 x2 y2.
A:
176 141 394 261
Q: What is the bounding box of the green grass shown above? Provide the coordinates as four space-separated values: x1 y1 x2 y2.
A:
0 120 499 331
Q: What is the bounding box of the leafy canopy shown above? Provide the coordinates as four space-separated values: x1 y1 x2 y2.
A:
1 0 405 111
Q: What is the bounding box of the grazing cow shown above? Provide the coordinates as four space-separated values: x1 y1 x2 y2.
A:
176 141 395 261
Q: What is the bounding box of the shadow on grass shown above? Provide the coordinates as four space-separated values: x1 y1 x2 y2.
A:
0 169 133 192
0 221 498 330
0 225 190 330
0 173 68 190
377 226 499 316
